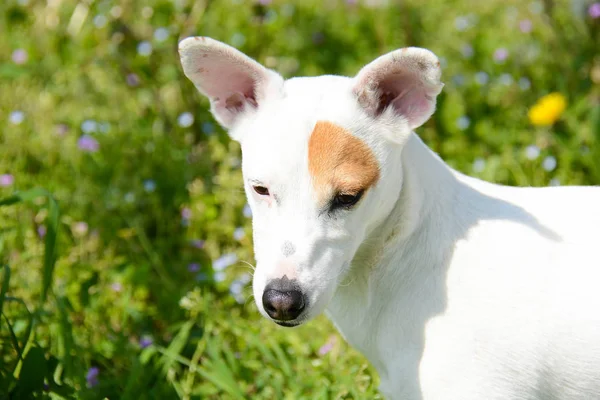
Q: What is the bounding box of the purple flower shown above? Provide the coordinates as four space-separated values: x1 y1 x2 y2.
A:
233 227 245 241
213 253 238 271
12 49 28 64
9 111 25 125
590 3 600 18
139 336 153 348
86 367 99 388
55 124 69 136
0 174 14 187
190 239 205 249
519 19 533 33
77 135 99 152
73 221 89 236
318 336 337 356
493 48 509 63
37 225 47 238
181 207 192 220
258 0 272 4
111 282 123 292
243 204 252 218
126 73 140 87
188 263 200 272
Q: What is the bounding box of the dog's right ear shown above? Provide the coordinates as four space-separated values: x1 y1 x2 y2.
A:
178 37 283 134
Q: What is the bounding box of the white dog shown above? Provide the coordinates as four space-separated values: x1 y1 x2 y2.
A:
179 37 600 399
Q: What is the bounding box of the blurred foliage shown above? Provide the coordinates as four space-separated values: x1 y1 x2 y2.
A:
0 0 599 398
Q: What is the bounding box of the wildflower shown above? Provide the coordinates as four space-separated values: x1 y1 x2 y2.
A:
77 135 99 152
460 44 474 58
525 145 541 160
37 225 47 238
474 72 489 85
318 336 337 356
9 111 25 125
126 73 140 87
528 93 566 126
0 174 14 187
473 158 486 173
81 120 98 133
493 48 509 63
55 124 69 136
177 112 194 128
153 27 169 42
243 203 253 218
111 282 123 292
498 73 513 86
181 207 192 220
12 49 28 64
86 367 99 388
542 156 557 172
143 179 156 192
519 19 533 33
549 178 561 186
188 263 200 272
454 16 470 31
258 0 272 4
190 239 205 249
589 3 600 18
139 336 153 348
213 253 238 271
137 41 152 56
73 221 89 236
233 227 245 241
214 271 226 282
456 116 470 130
518 77 531 91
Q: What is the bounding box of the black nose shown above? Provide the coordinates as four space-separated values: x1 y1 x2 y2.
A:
262 278 305 321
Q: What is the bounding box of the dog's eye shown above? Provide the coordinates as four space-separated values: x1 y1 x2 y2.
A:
332 191 363 209
253 185 270 196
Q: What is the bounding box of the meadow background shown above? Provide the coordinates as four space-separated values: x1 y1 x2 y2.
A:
1 0 599 398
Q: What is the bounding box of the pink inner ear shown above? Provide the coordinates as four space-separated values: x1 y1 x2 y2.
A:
379 73 432 122
198 61 259 111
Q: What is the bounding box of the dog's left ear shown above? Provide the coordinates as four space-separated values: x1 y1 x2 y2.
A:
353 47 443 130
178 37 283 132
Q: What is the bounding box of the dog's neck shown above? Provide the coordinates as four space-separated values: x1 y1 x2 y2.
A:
325 132 461 380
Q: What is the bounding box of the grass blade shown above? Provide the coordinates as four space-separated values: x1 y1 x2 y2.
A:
0 265 10 321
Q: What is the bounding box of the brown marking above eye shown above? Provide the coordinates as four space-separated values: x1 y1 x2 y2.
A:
308 121 380 208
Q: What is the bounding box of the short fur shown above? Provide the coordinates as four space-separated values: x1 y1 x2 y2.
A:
179 37 600 400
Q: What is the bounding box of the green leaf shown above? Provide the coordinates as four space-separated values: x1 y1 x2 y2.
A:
14 346 47 397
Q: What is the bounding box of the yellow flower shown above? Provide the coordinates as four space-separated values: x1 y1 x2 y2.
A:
528 92 567 126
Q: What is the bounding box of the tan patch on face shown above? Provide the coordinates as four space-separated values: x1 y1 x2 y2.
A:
308 121 380 206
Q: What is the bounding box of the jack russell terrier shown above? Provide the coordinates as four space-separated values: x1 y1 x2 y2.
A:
179 37 600 399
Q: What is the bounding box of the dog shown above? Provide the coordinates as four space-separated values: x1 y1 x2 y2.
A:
178 37 600 399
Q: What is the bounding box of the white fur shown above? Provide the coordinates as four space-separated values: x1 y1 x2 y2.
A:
179 37 600 399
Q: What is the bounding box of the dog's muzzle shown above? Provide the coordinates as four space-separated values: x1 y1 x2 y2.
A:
262 277 306 326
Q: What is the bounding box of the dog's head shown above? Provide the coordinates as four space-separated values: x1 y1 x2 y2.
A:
179 37 443 327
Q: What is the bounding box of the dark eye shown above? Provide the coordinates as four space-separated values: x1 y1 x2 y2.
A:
332 191 363 210
253 185 270 196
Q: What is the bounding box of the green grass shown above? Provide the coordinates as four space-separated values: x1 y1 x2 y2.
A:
1 0 599 398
